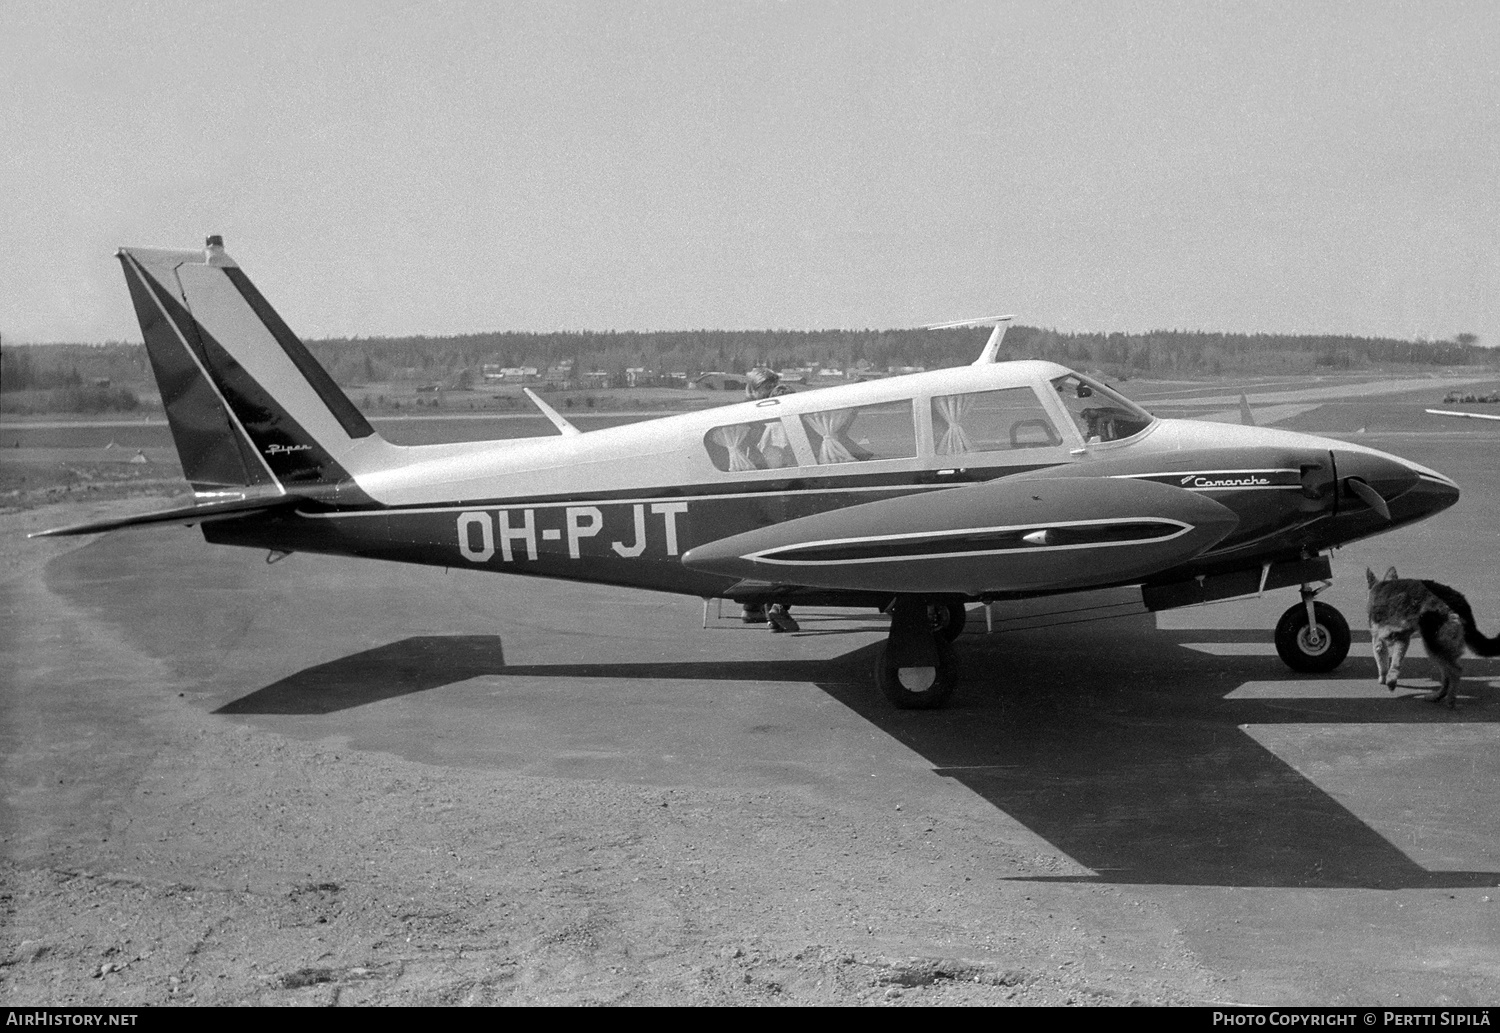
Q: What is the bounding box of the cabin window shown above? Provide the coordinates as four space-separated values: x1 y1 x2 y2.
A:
703 418 798 472
800 400 916 464
1051 374 1154 443
930 387 1063 455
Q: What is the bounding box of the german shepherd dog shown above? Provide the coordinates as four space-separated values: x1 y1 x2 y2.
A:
1366 567 1500 707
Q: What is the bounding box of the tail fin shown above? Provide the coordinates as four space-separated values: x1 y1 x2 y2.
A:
118 238 378 497
1421 580 1500 657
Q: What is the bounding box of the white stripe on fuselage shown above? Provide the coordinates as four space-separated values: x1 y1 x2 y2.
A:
293 480 957 518
746 517 1194 566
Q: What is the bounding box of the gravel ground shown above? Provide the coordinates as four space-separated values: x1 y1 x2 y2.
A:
4 433 1495 1007
1 490 1202 1006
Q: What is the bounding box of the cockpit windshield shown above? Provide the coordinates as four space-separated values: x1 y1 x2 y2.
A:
1051 373 1154 444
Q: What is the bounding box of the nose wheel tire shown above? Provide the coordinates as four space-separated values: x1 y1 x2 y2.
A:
874 640 957 709
927 601 969 642
1274 600 1351 673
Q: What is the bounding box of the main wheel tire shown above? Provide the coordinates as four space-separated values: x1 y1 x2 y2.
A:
874 640 957 709
927 601 968 642
1274 600 1351 673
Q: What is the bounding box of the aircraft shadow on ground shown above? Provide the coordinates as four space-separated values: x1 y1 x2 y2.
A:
214 635 867 715
823 615 1499 891
216 636 510 715
220 615 1499 891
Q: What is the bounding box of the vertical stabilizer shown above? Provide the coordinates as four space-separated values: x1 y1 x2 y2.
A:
118 239 378 498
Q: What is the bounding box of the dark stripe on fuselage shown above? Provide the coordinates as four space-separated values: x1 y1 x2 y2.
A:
201 468 1343 603
207 480 964 599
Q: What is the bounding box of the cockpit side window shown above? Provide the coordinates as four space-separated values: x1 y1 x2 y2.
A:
1051 374 1154 443
703 418 798 472
800 400 916 464
930 387 1062 455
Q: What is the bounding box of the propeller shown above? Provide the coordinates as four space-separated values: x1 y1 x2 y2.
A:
1343 477 1392 521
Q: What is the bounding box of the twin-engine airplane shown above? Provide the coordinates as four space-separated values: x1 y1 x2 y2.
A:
37 239 1462 708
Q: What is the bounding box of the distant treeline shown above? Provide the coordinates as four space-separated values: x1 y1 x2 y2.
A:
2 327 1492 393
302 327 1492 382
1 343 151 391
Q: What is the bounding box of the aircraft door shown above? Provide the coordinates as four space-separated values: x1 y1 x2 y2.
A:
928 386 1073 470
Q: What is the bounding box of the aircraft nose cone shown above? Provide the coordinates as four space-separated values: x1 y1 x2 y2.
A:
1393 464 1461 522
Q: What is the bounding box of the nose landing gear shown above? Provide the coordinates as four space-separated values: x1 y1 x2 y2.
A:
1275 582 1351 673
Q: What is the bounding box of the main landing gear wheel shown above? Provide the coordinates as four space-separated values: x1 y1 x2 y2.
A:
874 640 957 710
1274 600 1351 673
927 600 969 643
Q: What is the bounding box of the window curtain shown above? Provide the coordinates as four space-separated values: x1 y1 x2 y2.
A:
934 394 976 454
758 421 794 468
709 424 760 471
803 408 860 464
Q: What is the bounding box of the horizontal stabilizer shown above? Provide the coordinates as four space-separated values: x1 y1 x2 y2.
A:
30 494 302 538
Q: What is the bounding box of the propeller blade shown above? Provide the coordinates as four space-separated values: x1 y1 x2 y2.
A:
1344 476 1392 521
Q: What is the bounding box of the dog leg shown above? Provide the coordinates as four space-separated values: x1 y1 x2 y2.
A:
1385 636 1409 690
1428 658 1462 708
1419 613 1467 707
1372 632 1391 687
1424 672 1451 705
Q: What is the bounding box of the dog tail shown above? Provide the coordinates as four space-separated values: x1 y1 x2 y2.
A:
1421 580 1500 657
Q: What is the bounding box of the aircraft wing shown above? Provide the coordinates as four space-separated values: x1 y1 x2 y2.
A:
30 494 303 538
682 475 1239 596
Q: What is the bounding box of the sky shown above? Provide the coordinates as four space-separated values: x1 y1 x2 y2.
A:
2 0 1497 345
